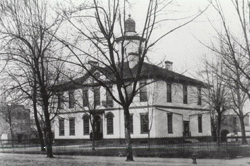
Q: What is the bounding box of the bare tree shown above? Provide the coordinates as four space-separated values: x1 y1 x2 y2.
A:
0 105 14 147
219 39 249 144
77 85 103 151
199 56 231 145
57 0 207 161
0 0 65 157
207 0 250 144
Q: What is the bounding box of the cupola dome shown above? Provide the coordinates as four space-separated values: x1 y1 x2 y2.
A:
125 15 136 32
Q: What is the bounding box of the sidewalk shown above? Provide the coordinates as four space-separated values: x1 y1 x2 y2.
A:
0 153 250 166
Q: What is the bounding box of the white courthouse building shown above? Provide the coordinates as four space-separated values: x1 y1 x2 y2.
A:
53 16 211 145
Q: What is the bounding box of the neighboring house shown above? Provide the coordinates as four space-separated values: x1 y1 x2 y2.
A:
53 17 212 145
0 104 33 143
221 114 250 141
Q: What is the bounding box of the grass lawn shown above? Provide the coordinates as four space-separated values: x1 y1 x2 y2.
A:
1 142 249 159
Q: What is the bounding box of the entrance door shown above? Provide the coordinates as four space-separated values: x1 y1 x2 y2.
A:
94 115 102 133
221 130 229 142
183 121 190 137
93 115 103 140
17 134 22 143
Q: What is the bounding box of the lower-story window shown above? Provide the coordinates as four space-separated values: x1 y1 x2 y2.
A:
106 112 114 135
69 118 75 135
83 114 90 135
198 115 202 133
140 113 148 133
59 118 64 136
167 113 173 134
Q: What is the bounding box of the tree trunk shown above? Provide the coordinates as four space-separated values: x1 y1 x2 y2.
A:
44 116 53 158
34 105 45 151
46 127 54 158
239 117 248 145
92 116 96 151
10 125 14 147
42 93 54 158
45 123 53 158
92 136 95 151
217 113 221 147
8 108 14 147
124 106 133 161
33 85 45 151
148 131 150 150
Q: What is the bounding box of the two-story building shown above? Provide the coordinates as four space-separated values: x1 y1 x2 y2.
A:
53 16 211 145
0 104 32 143
221 114 250 142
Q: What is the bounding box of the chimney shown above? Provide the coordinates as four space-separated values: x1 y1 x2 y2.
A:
165 61 173 71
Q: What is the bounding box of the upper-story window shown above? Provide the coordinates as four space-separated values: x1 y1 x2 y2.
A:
106 86 113 107
69 118 75 135
106 112 114 135
167 83 172 103
140 80 147 102
94 86 100 106
69 90 75 108
183 85 188 104
59 118 64 136
58 92 64 109
82 88 88 107
198 87 202 105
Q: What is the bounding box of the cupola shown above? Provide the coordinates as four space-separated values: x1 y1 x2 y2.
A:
125 14 136 33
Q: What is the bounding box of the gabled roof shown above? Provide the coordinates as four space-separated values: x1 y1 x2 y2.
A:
55 62 207 92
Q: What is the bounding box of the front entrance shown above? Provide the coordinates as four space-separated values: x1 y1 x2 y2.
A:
221 130 229 142
90 115 103 140
17 134 22 143
183 121 190 137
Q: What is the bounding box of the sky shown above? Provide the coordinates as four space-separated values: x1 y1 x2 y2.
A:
53 0 232 78
1 0 239 80
126 0 240 78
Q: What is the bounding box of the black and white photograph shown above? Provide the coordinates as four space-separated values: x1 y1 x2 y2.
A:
0 0 250 165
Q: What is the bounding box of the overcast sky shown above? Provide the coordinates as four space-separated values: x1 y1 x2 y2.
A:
126 0 240 78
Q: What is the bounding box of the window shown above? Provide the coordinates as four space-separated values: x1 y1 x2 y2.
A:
83 115 89 135
167 113 173 133
167 83 172 102
183 85 188 104
140 113 148 133
58 92 64 109
69 90 75 108
198 87 202 105
233 117 237 128
59 118 64 136
106 112 114 135
198 115 202 133
83 88 88 107
69 118 75 135
140 80 147 102
106 86 113 107
94 87 100 106
17 112 22 119
130 114 133 134
126 83 133 97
